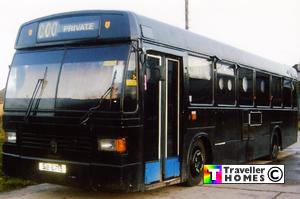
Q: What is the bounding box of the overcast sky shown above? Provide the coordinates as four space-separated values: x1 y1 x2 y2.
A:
0 0 299 89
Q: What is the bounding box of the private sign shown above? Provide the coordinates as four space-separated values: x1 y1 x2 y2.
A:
38 21 97 39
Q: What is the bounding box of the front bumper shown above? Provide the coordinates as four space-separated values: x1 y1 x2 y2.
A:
3 153 143 192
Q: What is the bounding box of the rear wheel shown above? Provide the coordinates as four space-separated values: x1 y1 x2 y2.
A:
269 135 279 160
185 139 207 186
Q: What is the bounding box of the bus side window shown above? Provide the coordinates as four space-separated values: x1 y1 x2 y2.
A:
271 76 282 107
215 63 235 105
292 81 298 108
256 72 270 106
124 52 138 112
238 67 253 106
283 78 292 108
188 56 212 104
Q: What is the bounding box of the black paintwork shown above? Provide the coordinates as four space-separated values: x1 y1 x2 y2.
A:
2 10 298 192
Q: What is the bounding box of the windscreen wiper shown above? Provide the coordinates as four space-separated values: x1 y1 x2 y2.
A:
24 67 48 122
80 70 117 125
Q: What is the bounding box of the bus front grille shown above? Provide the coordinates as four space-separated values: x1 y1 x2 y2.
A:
20 131 93 154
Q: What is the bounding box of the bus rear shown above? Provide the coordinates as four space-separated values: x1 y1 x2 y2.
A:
2 11 143 191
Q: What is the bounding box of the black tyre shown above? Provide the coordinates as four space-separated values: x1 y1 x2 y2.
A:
269 135 279 161
185 139 207 186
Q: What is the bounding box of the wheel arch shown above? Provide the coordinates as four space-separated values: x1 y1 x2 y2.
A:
181 131 213 182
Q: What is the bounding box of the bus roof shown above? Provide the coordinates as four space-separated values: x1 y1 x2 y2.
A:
15 10 297 79
135 14 297 79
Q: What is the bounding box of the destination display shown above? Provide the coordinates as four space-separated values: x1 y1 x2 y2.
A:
37 16 100 42
15 12 131 49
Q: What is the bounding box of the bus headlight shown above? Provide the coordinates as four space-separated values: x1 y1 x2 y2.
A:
4 131 17 143
97 138 127 153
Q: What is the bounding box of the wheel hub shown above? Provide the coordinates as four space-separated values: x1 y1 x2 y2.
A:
191 149 204 176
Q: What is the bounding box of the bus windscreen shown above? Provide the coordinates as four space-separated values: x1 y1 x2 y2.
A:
5 44 130 112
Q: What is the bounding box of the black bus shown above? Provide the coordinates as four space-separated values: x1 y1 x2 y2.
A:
2 10 298 191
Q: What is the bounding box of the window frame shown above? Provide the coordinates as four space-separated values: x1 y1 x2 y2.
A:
238 66 254 107
292 80 298 109
255 71 271 108
271 75 283 108
215 61 237 106
282 77 293 109
187 54 214 106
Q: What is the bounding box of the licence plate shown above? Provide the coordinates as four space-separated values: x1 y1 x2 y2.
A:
38 162 67 174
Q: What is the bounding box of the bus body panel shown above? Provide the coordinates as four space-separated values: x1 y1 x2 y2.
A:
2 10 298 191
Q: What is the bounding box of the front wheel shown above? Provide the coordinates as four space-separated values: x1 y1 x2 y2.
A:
185 139 207 186
269 135 279 160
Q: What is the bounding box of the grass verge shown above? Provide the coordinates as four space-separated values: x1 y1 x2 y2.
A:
0 104 33 192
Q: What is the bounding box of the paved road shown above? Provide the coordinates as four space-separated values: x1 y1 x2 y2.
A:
274 138 300 185
1 134 299 199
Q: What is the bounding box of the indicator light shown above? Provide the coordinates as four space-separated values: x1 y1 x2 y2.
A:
98 138 127 153
191 111 197 121
115 138 127 153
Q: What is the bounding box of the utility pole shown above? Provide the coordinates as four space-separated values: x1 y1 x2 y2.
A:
185 0 189 30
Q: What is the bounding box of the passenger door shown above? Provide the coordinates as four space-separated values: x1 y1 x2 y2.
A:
163 58 180 179
144 54 181 184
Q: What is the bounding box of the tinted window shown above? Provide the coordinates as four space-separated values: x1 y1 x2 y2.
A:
144 55 161 160
256 72 270 106
56 45 129 111
216 63 235 105
188 56 212 104
283 78 292 107
271 76 282 107
124 52 138 112
292 81 298 108
167 59 179 157
5 50 63 110
238 67 253 106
